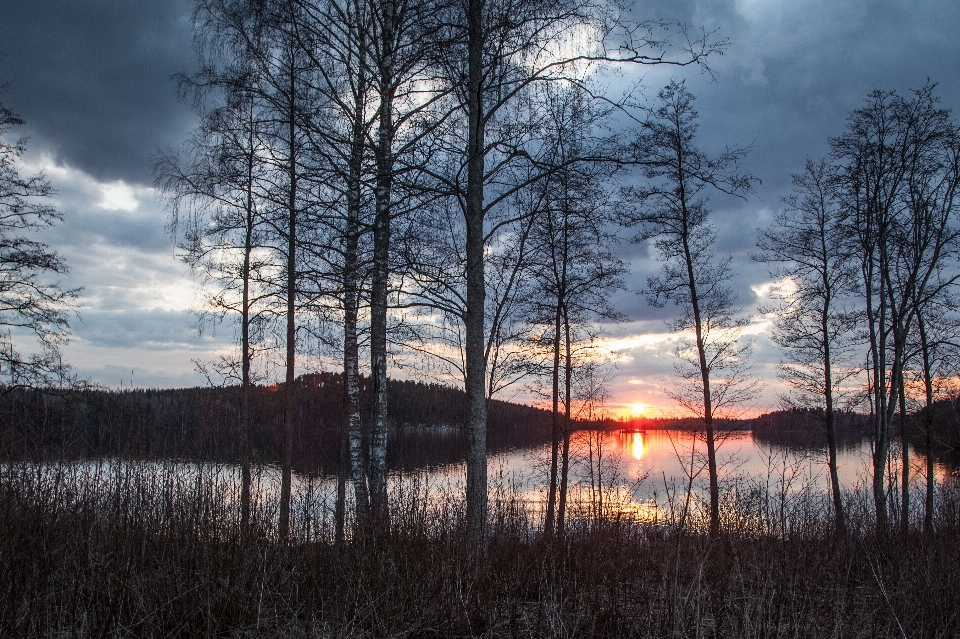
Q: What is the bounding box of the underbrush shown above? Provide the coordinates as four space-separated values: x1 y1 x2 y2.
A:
1 461 959 638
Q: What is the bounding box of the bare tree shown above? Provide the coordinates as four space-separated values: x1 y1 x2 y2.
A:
290 0 452 531
286 0 376 533
157 81 275 533
831 84 960 532
192 0 321 538
365 0 446 526
529 86 626 540
627 80 756 536
909 296 960 533
172 0 323 536
430 0 718 542
755 159 860 533
0 101 79 392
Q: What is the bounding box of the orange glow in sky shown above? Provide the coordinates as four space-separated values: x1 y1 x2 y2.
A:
610 401 666 419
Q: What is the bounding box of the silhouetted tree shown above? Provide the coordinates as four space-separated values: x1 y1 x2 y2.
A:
628 80 756 536
157 81 275 532
909 296 960 532
831 84 960 532
530 86 626 540
755 159 860 533
0 101 79 391
427 1 719 542
288 0 376 533
186 0 320 538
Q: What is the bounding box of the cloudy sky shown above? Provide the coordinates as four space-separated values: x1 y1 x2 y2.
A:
1 0 959 414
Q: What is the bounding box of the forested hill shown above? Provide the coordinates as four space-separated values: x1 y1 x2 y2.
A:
0 372 551 473
750 409 873 450
751 405 960 454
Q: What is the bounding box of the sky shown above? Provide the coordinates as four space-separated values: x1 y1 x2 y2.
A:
1 0 959 415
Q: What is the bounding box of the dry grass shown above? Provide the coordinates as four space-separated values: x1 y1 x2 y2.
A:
1 460 959 638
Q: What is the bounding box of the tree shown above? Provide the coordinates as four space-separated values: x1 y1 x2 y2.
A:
291 0 451 532
157 82 274 534
363 0 450 526
909 296 960 533
628 80 756 536
893 98 960 531
755 159 860 533
529 86 626 540
188 0 322 538
287 0 377 532
431 0 718 542
0 101 78 391
831 84 960 532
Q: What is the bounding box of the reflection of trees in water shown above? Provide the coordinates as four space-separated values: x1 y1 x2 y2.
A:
0 374 553 476
750 409 872 454
387 403 552 471
914 398 960 464
750 407 960 474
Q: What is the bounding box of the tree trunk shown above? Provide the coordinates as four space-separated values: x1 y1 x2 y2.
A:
239 103 255 537
557 304 572 540
335 394 348 545
821 296 844 533
681 211 719 536
344 219 367 522
369 0 396 528
544 301 561 538
345 51 369 524
278 77 298 540
464 0 487 543
918 310 935 533
866 260 889 533
898 373 909 533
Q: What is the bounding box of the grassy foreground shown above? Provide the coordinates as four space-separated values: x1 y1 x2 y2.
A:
1 461 959 638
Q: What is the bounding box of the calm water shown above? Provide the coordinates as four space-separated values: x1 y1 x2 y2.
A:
22 428 958 530
448 428 955 520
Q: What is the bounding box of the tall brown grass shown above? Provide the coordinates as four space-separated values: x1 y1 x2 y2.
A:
1 459 959 637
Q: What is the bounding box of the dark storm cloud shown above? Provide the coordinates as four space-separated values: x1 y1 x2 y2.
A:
678 0 960 202
610 0 960 343
1 0 958 395
0 0 198 185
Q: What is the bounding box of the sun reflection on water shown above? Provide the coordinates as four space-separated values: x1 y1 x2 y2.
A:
628 432 645 460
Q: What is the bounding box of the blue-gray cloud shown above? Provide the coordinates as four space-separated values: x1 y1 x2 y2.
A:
2 0 960 398
75 308 229 351
0 0 197 185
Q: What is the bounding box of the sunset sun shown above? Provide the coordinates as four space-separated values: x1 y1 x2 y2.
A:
629 403 647 416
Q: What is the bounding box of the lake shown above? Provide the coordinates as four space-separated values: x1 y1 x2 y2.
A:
18 426 958 535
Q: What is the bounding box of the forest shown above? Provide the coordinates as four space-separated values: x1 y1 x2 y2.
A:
3 0 960 635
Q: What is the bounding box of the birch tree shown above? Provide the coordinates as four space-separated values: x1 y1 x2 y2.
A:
628 80 756 536
432 0 719 542
755 159 860 533
287 0 377 532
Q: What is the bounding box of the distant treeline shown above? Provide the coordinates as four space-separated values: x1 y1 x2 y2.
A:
750 409 873 451
590 405 960 461
5 381 960 472
752 405 960 461
0 372 551 474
